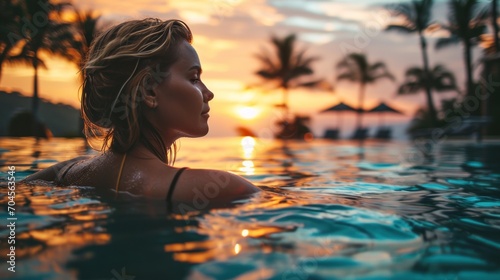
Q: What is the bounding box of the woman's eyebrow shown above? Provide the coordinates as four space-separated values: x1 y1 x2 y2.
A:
188 65 202 74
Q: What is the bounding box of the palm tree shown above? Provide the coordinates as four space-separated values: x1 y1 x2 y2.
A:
336 53 395 130
11 0 78 119
492 0 499 52
436 0 488 115
71 8 101 81
386 0 439 125
0 0 25 84
398 65 459 106
255 34 324 119
477 0 500 135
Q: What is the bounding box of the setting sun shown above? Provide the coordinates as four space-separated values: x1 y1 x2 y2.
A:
234 105 262 120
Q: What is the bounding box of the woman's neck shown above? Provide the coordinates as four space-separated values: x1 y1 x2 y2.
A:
128 134 176 164
126 143 161 160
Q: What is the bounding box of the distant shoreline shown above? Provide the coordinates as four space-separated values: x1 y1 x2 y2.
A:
0 90 81 137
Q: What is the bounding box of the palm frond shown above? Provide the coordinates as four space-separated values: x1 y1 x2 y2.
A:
414 0 434 30
7 53 47 69
369 72 396 82
398 82 423 94
336 72 358 81
433 70 458 92
470 25 488 42
255 52 278 72
399 64 458 95
256 70 278 80
434 80 458 91
77 10 101 47
385 0 434 33
336 58 351 69
336 53 366 82
295 50 319 68
295 79 324 88
435 36 460 49
272 34 295 71
385 24 416 33
369 62 387 72
347 53 368 72
446 0 488 40
405 66 425 77
367 61 395 82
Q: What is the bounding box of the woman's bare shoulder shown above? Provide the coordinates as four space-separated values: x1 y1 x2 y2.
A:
172 168 260 205
22 155 93 183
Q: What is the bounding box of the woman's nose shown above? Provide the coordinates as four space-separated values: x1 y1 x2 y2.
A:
203 84 214 102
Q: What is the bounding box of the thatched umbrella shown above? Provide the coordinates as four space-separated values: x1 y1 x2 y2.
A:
320 101 359 128
367 102 403 127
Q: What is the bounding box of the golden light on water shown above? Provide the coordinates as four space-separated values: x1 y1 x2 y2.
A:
29 230 111 246
239 160 255 175
234 243 242 254
240 136 256 175
240 136 256 158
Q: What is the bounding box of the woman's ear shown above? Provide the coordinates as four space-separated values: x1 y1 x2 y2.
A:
142 75 158 109
143 90 157 109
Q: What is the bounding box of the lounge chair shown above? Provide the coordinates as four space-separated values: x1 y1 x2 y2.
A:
351 128 368 140
374 127 392 139
323 128 340 139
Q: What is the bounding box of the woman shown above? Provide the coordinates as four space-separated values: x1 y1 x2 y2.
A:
24 18 260 210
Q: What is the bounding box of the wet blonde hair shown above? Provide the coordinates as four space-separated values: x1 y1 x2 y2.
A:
81 18 192 164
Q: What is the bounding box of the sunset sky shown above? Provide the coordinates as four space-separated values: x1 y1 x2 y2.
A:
1 0 486 138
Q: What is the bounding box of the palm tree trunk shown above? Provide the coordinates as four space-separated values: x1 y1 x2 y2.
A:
464 39 476 114
32 54 39 119
357 82 366 130
493 0 499 52
419 31 438 125
0 47 10 85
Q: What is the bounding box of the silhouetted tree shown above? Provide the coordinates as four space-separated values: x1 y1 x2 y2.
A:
9 0 77 119
336 53 395 130
478 0 500 135
386 0 440 125
275 115 312 140
71 8 101 81
255 34 324 118
0 0 24 84
492 0 499 52
436 0 488 116
398 65 459 106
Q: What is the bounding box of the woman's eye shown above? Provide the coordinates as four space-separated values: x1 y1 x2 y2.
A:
191 78 200 84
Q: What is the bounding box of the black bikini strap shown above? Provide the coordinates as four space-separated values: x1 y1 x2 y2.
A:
166 167 188 203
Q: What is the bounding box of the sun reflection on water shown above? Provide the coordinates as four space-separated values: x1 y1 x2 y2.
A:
240 136 256 158
234 243 241 255
239 136 256 175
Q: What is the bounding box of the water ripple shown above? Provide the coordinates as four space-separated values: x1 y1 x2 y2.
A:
171 203 423 279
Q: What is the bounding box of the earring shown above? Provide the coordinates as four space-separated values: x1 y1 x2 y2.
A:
152 100 157 108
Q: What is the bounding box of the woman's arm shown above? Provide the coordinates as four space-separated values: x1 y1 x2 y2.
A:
22 156 91 182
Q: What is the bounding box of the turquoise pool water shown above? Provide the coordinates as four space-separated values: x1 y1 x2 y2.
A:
0 137 499 279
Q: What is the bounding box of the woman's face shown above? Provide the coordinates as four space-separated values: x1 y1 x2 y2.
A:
150 40 214 139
